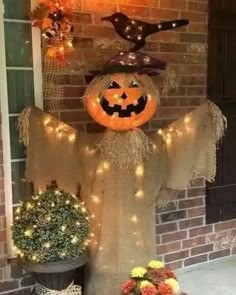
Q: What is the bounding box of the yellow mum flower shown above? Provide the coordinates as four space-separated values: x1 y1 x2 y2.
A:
165 278 180 294
148 260 164 269
131 267 147 278
140 280 155 289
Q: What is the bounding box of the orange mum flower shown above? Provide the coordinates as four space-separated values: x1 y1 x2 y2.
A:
158 282 173 295
141 285 158 295
121 279 136 294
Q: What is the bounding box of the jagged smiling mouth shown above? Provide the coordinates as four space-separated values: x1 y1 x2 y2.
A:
100 95 148 118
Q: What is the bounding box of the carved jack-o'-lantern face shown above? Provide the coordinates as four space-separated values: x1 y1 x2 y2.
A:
86 73 159 131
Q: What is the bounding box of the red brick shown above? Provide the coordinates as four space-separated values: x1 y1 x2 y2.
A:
158 0 187 10
183 236 206 249
71 12 93 24
83 1 116 13
187 187 206 198
83 25 115 39
209 249 231 260
160 43 187 53
191 244 213 256
150 8 179 20
162 230 188 243
180 33 206 44
156 235 161 245
215 220 236 232
180 11 206 22
184 254 208 266
187 206 205 218
187 86 207 96
119 4 149 18
179 197 204 209
179 217 204 229
160 210 186 223
188 1 208 13
61 111 92 122
157 241 181 255
64 86 85 98
188 23 207 33
165 250 189 263
156 222 178 234
190 225 213 237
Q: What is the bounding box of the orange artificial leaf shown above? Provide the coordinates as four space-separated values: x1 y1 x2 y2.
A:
42 17 53 29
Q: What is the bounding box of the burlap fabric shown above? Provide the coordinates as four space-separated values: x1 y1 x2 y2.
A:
18 100 226 295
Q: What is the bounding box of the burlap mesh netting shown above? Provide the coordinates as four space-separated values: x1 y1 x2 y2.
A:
18 100 226 295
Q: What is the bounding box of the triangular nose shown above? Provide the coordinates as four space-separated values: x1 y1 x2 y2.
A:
121 92 127 99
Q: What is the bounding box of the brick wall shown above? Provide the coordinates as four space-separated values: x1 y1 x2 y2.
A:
156 179 236 269
0 0 235 293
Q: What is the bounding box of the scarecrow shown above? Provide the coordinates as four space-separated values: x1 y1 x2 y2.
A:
18 14 226 295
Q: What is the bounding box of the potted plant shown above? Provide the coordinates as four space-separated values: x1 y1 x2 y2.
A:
12 187 90 293
121 260 187 295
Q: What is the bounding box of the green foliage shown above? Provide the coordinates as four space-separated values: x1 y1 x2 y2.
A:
12 189 90 263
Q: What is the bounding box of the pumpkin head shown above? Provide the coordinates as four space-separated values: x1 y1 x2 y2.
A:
85 73 159 131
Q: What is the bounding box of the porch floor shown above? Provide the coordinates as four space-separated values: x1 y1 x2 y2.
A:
176 256 236 295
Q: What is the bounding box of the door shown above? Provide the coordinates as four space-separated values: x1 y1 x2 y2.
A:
207 0 236 223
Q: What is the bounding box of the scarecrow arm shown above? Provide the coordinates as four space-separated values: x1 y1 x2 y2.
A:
18 107 81 194
158 100 226 205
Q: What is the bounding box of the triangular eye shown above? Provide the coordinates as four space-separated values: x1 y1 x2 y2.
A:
107 81 121 89
129 81 139 88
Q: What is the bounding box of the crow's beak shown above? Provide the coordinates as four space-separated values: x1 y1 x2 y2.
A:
101 16 111 21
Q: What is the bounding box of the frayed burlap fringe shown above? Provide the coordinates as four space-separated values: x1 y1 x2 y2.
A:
17 107 32 147
97 129 157 170
162 67 179 97
35 282 82 295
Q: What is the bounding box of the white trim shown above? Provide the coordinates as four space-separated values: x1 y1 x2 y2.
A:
0 0 14 258
0 0 43 258
31 0 43 109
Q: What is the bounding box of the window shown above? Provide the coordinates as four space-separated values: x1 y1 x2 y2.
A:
0 0 42 257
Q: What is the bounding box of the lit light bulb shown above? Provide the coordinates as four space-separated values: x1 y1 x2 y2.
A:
15 216 20 221
76 221 81 226
24 229 32 237
59 46 65 53
60 252 66 257
152 144 157 151
135 165 144 177
33 225 37 229
69 133 76 142
184 116 191 124
16 207 21 214
99 246 103 251
55 190 61 195
71 236 78 244
51 202 55 207
61 225 66 232
102 161 110 170
91 233 95 237
32 255 37 261
137 35 142 40
172 22 176 27
26 202 33 210
158 24 162 29
66 200 70 205
135 190 144 199
81 207 86 213
96 167 104 175
44 242 51 249
91 195 100 204
158 129 163 135
74 204 79 209
131 215 138 224
46 216 51 222
20 252 24 258
91 214 96 219
43 118 51 126
67 41 73 48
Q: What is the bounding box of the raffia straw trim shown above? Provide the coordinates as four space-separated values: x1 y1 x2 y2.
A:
17 107 32 147
162 67 179 97
97 129 157 170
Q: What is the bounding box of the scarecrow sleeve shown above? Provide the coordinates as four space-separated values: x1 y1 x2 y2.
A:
18 107 82 194
157 100 227 205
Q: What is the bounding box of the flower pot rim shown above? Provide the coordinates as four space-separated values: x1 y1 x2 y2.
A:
19 252 88 273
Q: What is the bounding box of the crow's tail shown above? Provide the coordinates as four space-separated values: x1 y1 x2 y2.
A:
151 19 189 34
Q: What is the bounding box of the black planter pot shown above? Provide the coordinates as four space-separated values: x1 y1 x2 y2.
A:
19 253 87 294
